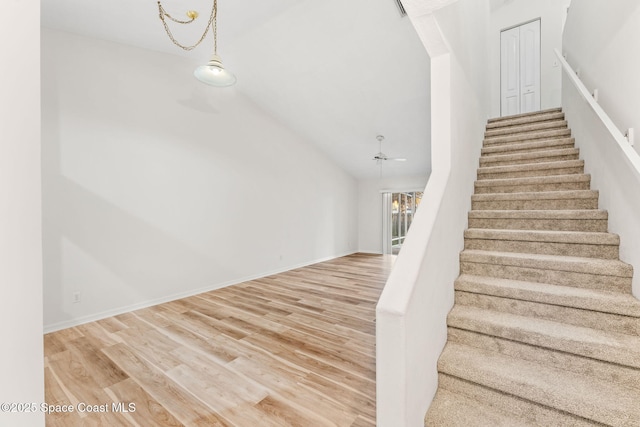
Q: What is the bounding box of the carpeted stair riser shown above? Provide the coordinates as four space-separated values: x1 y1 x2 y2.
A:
455 291 640 335
483 129 572 147
437 343 640 426
461 261 631 292
471 190 599 210
479 148 579 167
460 251 632 292
464 237 618 259
484 120 568 138
464 229 619 259
467 210 609 232
446 307 640 369
487 107 563 121
474 174 591 194
447 328 640 392
424 388 533 427
455 274 640 317
433 374 599 427
477 160 584 180
486 108 563 127
481 137 576 156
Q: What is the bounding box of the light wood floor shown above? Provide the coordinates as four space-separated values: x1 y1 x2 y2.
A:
44 253 395 426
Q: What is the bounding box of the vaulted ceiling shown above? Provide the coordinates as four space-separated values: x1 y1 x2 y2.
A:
42 0 431 179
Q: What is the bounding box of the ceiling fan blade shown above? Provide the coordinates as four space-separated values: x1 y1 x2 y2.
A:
371 138 407 162
372 154 406 161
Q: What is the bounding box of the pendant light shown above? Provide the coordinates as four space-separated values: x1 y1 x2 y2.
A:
157 0 236 87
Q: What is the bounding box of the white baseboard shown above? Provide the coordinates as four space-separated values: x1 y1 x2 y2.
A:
43 250 358 334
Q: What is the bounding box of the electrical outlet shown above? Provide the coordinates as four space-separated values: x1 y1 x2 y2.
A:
73 291 81 304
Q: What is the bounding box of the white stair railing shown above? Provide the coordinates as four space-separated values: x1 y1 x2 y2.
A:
554 48 640 177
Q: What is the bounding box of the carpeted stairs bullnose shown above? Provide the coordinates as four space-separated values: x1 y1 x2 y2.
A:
425 108 640 426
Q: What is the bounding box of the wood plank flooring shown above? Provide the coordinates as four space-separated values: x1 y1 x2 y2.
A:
44 253 395 426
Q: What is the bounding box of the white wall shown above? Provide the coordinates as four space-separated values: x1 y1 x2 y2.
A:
563 0 640 157
561 0 640 297
0 1 44 426
489 0 571 117
376 0 491 425
42 29 358 331
358 175 429 254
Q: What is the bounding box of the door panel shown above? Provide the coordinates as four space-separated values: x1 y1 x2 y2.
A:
500 20 540 116
519 20 541 113
506 96 519 115
501 27 520 116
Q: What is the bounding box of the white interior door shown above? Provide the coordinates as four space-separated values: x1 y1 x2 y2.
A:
501 26 520 116
501 19 541 116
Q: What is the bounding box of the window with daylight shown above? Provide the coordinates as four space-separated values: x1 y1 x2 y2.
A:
391 191 423 254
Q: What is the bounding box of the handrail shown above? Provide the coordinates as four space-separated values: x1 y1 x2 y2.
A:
554 48 640 177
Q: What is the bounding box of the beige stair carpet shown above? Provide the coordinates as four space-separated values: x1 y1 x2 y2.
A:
424 108 640 426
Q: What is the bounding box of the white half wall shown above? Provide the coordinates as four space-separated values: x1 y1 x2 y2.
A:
376 0 491 425
562 0 640 157
42 29 358 331
358 175 429 254
489 0 571 117
0 1 44 426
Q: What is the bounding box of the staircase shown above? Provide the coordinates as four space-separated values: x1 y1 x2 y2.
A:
424 108 640 426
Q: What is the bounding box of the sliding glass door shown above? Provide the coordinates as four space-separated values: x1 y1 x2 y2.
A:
383 191 423 254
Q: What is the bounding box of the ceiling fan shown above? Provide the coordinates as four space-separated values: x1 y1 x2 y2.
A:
373 135 407 164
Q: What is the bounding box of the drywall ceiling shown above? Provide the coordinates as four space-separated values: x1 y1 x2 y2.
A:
41 0 431 179
490 0 516 11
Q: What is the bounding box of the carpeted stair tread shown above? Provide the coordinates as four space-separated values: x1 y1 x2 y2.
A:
425 388 536 427
474 174 591 193
460 249 632 278
468 209 608 221
487 108 563 126
483 128 572 146
454 274 640 318
464 228 619 246
479 148 579 167
447 306 640 368
455 290 640 335
471 190 599 210
435 374 603 426
472 189 598 201
467 209 609 232
461 253 631 292
447 328 640 392
484 119 568 138
438 342 640 426
481 137 575 156
455 275 640 335
463 228 619 258
477 159 584 179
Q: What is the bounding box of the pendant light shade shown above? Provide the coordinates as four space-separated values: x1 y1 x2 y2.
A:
194 54 236 87
158 0 236 87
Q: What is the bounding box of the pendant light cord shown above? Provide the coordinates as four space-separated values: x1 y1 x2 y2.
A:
157 0 218 52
